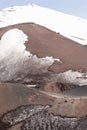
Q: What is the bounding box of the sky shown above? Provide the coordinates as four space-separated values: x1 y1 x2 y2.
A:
0 0 87 19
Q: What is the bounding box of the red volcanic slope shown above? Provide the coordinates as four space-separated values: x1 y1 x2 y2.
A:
0 23 87 74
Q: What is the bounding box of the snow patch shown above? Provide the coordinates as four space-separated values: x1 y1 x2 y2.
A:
57 70 87 85
0 28 61 82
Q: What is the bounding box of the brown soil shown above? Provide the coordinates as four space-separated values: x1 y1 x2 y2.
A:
0 23 87 73
0 83 55 115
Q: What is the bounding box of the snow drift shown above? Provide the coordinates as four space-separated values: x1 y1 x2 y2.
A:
0 28 61 82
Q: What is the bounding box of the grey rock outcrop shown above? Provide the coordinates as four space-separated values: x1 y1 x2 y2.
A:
0 105 87 130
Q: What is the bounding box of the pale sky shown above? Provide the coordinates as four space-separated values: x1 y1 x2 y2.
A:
0 0 87 19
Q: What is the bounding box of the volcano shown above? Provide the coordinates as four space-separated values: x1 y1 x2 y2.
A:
0 4 87 130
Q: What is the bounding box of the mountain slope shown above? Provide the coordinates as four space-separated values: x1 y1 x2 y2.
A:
0 4 87 45
0 23 87 85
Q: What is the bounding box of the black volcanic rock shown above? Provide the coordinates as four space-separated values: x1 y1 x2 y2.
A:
22 113 87 130
21 111 77 130
1 106 87 130
39 82 78 93
0 105 50 127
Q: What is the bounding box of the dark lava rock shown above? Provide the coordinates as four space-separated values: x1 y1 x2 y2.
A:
0 102 87 130
39 82 78 93
22 111 87 130
0 105 50 128
75 117 87 130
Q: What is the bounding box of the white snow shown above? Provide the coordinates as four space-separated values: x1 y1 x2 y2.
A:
57 70 87 86
0 4 87 45
0 28 61 81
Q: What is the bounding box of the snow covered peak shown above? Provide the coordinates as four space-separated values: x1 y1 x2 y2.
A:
0 4 87 45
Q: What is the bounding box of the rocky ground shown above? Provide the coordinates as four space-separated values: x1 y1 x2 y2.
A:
0 83 87 130
0 104 87 130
